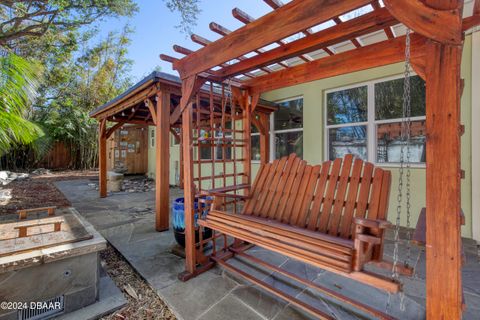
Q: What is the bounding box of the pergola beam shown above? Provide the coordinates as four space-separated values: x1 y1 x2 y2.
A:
244 30 425 94
210 21 289 69
173 0 373 78
383 0 462 45
218 8 397 78
231 8 312 63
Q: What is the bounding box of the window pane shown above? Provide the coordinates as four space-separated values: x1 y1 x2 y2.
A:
376 120 426 163
375 76 425 120
251 135 261 161
215 141 232 160
327 86 367 125
328 126 367 160
198 129 211 159
274 98 303 130
275 131 303 159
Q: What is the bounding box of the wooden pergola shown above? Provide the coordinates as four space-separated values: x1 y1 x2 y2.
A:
90 71 276 231
160 0 480 318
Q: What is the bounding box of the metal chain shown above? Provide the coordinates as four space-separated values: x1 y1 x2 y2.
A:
387 28 412 313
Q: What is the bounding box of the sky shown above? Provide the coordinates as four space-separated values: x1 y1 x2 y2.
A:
92 0 276 82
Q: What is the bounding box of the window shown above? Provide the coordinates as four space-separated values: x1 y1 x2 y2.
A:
250 97 304 161
251 122 261 161
215 122 232 160
274 98 303 159
198 129 212 160
325 75 426 165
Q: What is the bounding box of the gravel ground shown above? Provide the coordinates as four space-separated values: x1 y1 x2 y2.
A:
0 170 176 319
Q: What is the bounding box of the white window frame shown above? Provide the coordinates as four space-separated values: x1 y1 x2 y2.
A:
324 74 426 168
251 96 304 162
272 96 304 161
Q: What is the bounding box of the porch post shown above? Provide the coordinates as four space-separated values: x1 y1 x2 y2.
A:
98 118 107 198
425 40 463 319
155 90 170 231
259 113 270 165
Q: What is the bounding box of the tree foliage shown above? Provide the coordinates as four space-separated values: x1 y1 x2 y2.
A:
0 52 44 155
0 0 138 46
163 0 200 35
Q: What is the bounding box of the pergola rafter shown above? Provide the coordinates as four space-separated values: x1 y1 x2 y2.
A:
161 0 480 319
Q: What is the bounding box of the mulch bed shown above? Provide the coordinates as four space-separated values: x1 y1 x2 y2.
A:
0 170 97 215
101 245 176 320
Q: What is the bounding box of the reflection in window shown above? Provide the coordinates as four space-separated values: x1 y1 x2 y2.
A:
251 135 261 161
275 131 303 159
375 76 425 120
328 126 367 160
376 121 426 163
275 98 303 130
274 98 304 159
327 86 367 125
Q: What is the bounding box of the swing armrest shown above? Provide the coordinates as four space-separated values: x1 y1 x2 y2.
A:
354 217 391 229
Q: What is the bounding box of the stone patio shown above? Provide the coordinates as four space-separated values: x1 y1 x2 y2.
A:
55 179 480 320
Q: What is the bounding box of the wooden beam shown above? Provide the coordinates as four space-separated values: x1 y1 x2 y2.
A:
259 112 270 164
383 0 462 45
371 1 395 39
173 0 373 78
425 39 463 320
475 0 480 15
106 121 125 138
332 17 362 48
245 34 426 94
261 0 334 55
155 90 170 232
219 8 397 78
424 0 463 317
145 99 157 125
182 101 196 274
170 76 206 125
98 119 107 198
463 14 480 31
192 32 273 74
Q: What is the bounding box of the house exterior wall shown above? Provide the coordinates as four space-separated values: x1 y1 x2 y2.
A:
149 33 477 239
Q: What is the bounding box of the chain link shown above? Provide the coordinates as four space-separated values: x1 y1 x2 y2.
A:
387 28 412 313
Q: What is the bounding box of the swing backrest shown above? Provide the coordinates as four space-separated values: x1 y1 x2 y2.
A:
242 153 392 239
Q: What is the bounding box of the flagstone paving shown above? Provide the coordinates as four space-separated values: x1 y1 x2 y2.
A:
55 179 480 320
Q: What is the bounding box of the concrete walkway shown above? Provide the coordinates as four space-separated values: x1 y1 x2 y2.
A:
55 179 480 320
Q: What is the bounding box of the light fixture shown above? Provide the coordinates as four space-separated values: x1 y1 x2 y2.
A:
122 111 126 116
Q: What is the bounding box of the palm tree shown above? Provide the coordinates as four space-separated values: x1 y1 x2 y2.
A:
0 52 43 155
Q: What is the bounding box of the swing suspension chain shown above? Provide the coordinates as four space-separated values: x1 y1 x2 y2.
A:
387 28 412 313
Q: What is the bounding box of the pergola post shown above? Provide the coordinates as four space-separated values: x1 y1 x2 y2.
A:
155 90 171 231
425 42 463 319
98 118 107 198
424 0 463 318
259 113 270 165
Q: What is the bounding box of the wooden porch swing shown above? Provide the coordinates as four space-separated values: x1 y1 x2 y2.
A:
161 0 480 319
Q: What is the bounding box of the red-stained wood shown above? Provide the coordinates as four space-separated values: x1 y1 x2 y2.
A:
246 34 426 94
328 154 353 236
258 113 270 165
475 0 480 14
425 38 463 320
155 91 170 232
340 159 363 237
173 0 373 78
307 161 331 231
170 76 206 125
98 118 107 198
318 158 342 233
219 8 397 78
181 100 196 275
383 0 462 45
